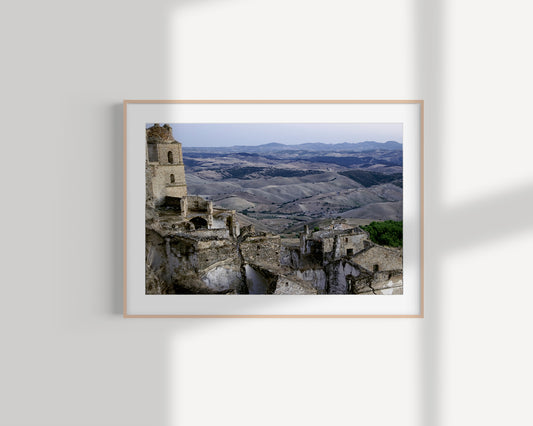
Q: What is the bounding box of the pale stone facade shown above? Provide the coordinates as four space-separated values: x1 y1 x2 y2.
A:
299 226 368 261
351 245 402 272
146 124 187 206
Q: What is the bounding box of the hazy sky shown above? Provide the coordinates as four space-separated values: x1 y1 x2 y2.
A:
147 123 402 147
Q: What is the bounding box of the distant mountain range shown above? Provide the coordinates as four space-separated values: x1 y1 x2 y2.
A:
183 141 402 153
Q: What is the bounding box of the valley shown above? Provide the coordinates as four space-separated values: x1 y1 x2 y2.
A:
182 142 403 235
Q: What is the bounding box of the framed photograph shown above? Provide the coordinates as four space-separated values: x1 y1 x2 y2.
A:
124 100 423 317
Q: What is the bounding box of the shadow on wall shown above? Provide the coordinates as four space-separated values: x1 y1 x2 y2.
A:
105 3 222 426
112 103 124 315
110 0 214 315
416 1 533 426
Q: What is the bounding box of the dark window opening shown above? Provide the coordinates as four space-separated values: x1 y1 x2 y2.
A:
347 248 354 256
170 174 175 183
346 274 356 293
148 145 158 162
167 151 173 163
373 264 379 272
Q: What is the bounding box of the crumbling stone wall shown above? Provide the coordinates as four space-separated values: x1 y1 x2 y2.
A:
274 275 318 295
146 229 172 294
146 228 245 294
196 239 239 271
146 123 175 143
295 268 327 293
240 235 281 268
146 163 155 207
177 196 214 228
169 235 243 294
368 271 403 295
325 260 366 294
351 245 402 272
211 217 227 229
302 228 368 261
212 210 239 237
192 229 229 239
186 195 212 213
147 221 403 295
280 244 301 269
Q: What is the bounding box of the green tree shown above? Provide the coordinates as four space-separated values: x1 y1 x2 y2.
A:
361 220 403 247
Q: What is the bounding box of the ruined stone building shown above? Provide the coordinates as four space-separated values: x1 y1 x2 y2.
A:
145 123 403 295
280 220 403 295
146 123 187 204
299 223 369 262
145 124 245 294
145 124 239 236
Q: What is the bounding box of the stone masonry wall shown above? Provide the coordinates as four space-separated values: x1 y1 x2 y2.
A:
351 245 402 272
196 239 239 271
320 233 367 259
274 275 318 295
240 235 281 267
186 195 212 213
156 143 183 165
339 233 367 256
192 229 229 239
150 164 187 204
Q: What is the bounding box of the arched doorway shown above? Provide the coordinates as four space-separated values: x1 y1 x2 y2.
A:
190 216 208 230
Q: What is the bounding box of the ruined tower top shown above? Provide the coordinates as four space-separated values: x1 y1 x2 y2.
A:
146 123 178 144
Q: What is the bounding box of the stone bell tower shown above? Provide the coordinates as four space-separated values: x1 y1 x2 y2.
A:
146 123 187 206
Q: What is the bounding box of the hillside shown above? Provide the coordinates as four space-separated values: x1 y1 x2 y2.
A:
339 170 403 188
183 142 403 234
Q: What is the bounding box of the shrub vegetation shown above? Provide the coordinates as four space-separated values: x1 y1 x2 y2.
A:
339 170 402 188
361 220 403 247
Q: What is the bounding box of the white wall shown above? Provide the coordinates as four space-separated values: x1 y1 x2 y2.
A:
1 1 532 425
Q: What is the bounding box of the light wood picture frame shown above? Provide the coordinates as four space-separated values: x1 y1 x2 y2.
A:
124 100 424 318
